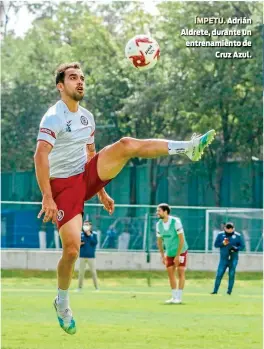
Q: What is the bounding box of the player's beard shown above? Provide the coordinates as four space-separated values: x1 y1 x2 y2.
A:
64 87 84 102
71 91 84 101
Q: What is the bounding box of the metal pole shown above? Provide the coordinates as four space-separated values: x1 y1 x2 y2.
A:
205 210 210 253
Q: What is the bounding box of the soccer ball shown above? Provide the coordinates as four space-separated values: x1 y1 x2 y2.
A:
125 34 160 71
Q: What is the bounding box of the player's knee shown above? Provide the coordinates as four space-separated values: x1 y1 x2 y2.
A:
229 269 236 276
119 137 139 157
64 246 79 263
218 266 225 274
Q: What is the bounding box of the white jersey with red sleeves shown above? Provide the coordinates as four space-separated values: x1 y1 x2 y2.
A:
37 100 95 178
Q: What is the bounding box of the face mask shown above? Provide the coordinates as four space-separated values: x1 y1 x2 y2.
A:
83 225 90 232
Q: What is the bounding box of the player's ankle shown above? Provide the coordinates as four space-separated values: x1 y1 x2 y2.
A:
168 141 190 155
57 288 69 309
171 288 177 299
177 289 183 300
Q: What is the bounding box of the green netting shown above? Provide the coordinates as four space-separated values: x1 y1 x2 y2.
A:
3 203 261 252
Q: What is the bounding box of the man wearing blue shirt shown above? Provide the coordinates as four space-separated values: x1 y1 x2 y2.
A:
211 222 245 295
77 221 99 291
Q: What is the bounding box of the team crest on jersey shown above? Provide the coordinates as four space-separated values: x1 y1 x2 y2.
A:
57 210 64 221
66 121 72 132
80 115 88 126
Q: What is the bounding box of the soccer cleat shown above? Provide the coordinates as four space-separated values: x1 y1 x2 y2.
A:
165 298 182 304
211 292 217 295
165 298 173 304
186 129 216 161
171 298 182 304
53 297 76 335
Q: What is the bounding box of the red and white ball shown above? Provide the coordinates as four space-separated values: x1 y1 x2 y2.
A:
125 35 160 71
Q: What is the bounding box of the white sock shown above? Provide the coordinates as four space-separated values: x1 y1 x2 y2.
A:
177 289 183 301
57 288 69 310
168 141 190 155
172 289 177 299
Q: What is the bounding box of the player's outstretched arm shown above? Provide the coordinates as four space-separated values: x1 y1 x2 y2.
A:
34 141 58 223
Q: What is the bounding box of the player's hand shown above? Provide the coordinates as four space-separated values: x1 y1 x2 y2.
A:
161 256 166 265
173 256 180 267
223 238 229 246
98 193 115 215
37 194 58 224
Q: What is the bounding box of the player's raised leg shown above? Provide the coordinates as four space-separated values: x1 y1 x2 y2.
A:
97 131 215 181
53 214 82 335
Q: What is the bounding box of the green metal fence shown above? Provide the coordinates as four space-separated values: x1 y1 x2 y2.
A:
1 202 263 253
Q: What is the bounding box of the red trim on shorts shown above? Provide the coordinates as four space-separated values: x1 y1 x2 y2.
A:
40 128 56 139
90 130 95 137
37 139 54 148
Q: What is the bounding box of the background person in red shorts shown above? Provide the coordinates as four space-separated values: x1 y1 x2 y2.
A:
156 203 189 304
34 62 215 334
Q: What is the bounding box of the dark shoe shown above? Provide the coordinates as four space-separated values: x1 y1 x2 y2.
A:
211 292 217 294
227 291 231 295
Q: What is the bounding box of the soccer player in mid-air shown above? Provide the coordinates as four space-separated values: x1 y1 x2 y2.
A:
156 203 188 304
34 62 215 334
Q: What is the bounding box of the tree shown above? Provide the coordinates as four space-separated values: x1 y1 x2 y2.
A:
155 1 262 205
1 1 262 207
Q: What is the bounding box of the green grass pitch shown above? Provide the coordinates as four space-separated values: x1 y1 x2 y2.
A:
2 270 262 349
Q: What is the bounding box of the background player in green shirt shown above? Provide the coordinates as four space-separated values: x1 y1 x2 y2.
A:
156 203 188 304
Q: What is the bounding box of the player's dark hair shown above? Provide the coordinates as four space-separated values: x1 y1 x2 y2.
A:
55 62 82 85
158 203 170 214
